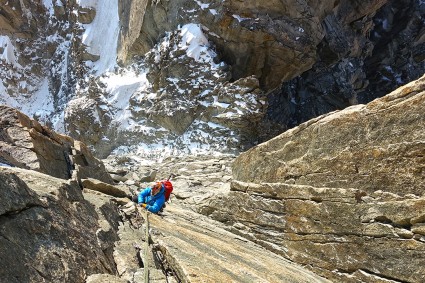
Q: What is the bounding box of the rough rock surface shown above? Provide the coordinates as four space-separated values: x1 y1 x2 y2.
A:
233 75 425 194
149 205 331 283
201 75 425 282
0 105 113 183
0 167 117 283
1 129 331 282
80 179 331 283
103 153 235 206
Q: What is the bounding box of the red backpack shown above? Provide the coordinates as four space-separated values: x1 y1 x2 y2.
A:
161 180 173 202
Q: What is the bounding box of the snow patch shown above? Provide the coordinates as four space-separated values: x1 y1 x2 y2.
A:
0 36 21 68
20 78 55 121
42 0 55 15
79 0 119 75
179 24 218 67
194 0 209 9
100 70 150 131
232 14 251 22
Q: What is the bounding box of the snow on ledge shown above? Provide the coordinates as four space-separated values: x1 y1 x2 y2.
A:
178 23 218 67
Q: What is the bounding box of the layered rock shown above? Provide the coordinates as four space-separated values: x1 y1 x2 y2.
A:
0 105 112 183
149 204 331 283
201 75 425 282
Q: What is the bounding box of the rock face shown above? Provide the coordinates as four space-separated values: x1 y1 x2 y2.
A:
234 76 425 194
201 75 425 282
0 0 85 122
0 105 113 183
129 0 423 94
0 144 332 283
126 0 424 143
149 205 331 283
70 0 424 156
0 111 332 282
0 167 117 283
129 0 366 89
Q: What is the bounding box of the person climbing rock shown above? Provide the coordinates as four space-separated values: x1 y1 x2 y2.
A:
133 182 166 214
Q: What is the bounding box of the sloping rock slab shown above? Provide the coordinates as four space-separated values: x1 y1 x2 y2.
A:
213 75 425 282
232 75 425 195
148 204 330 283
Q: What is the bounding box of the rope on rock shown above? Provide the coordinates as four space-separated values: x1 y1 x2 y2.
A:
144 209 150 283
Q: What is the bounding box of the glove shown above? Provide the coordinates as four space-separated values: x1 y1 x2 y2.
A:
140 203 147 208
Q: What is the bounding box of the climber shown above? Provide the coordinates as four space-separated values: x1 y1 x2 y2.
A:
133 182 166 214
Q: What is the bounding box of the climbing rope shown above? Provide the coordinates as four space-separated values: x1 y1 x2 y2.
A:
144 209 150 283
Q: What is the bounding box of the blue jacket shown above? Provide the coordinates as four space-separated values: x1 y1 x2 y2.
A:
137 184 166 213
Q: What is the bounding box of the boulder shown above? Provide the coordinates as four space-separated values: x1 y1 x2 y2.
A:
110 173 128 183
138 169 157 182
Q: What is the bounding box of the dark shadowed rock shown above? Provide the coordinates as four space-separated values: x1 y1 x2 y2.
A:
124 0 394 91
263 0 425 138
